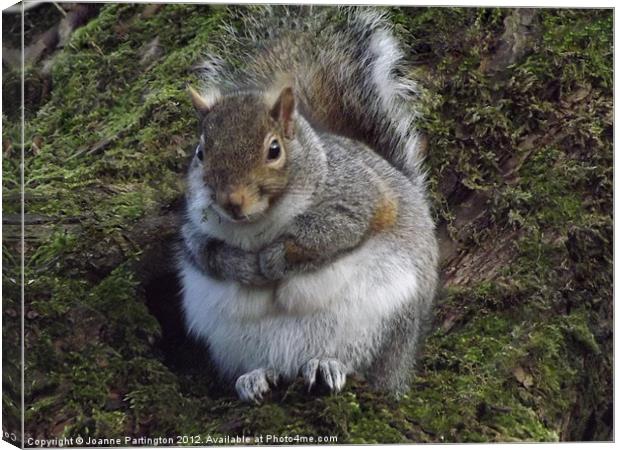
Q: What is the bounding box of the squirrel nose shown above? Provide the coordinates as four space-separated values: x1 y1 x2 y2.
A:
216 189 245 206
226 192 245 219
216 187 246 218
228 190 245 207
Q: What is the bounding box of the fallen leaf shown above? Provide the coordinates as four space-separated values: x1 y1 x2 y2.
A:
513 366 534 388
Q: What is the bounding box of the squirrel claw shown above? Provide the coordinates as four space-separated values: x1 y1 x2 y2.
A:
300 358 347 394
301 359 320 392
235 368 278 404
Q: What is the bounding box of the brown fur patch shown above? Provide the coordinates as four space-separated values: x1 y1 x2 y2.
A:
284 240 315 264
249 163 289 205
370 195 398 233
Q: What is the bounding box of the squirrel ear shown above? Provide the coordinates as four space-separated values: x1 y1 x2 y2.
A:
270 87 295 139
187 85 217 117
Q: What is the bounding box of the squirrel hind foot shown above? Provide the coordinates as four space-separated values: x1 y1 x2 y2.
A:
235 368 279 404
300 358 347 394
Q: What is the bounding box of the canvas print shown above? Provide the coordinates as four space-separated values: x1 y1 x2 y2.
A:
1 1 613 446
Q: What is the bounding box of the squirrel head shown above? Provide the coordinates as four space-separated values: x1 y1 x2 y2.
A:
188 85 296 223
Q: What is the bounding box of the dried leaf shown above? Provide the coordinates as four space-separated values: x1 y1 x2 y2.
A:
513 366 534 388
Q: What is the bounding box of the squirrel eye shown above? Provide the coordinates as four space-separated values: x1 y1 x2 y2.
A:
267 139 281 161
195 144 204 161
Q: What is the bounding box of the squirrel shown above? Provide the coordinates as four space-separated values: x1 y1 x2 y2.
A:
178 6 438 403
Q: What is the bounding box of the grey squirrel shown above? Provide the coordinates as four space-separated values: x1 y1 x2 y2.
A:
178 6 438 403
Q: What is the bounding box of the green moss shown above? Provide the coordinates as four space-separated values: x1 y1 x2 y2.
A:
403 304 588 442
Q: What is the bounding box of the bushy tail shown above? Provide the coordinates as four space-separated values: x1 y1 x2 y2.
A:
195 5 424 183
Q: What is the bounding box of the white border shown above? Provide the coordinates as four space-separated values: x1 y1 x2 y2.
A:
0 1 616 450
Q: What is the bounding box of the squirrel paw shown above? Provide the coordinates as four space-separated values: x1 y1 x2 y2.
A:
300 358 347 394
235 368 278 404
258 241 287 280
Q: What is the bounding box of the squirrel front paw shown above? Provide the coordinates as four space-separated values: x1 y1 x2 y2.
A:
234 259 272 286
235 368 279 404
300 358 348 394
258 241 287 280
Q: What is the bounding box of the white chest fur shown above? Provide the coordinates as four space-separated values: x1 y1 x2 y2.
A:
179 236 419 380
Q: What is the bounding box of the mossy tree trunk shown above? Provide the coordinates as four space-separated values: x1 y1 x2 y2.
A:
2 4 612 444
